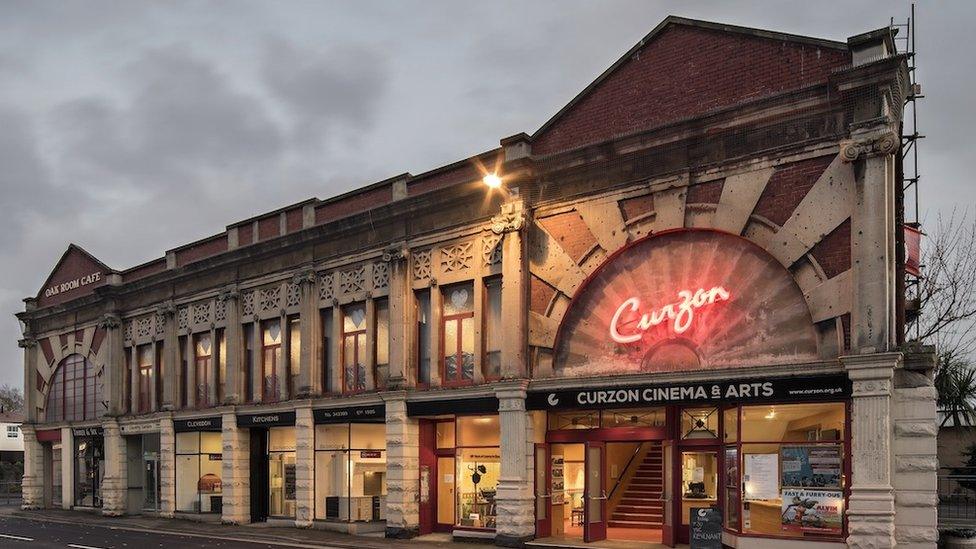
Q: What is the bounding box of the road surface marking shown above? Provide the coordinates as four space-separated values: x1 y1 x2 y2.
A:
0 532 34 541
68 545 106 549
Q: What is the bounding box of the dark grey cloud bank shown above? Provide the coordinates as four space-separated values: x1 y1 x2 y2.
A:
1 0 973 387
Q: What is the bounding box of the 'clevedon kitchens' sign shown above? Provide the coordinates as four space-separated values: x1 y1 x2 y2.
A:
44 271 102 298
527 375 851 411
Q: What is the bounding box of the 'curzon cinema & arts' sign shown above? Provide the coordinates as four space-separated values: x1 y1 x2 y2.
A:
44 271 102 298
527 374 851 411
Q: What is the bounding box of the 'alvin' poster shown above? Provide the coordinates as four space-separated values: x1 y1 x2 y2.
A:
781 489 843 534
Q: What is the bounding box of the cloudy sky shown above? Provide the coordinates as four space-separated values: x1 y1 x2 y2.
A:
1 0 973 388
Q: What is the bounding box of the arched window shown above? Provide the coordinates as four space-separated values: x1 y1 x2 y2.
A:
45 354 102 422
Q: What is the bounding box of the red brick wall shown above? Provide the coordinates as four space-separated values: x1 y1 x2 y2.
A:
176 235 228 267
39 338 54 365
533 25 850 155
315 185 391 225
258 216 280 241
285 207 304 233
619 194 655 221
530 275 557 315
90 326 105 355
810 218 851 279
752 155 833 226
36 247 107 308
537 211 598 262
122 259 166 283
686 180 724 204
238 223 253 246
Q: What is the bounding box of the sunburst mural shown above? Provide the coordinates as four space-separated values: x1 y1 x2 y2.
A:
553 230 819 377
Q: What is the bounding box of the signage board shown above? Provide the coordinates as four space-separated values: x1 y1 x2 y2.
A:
313 404 385 424
72 427 103 438
237 411 296 428
44 271 102 299
174 417 223 432
120 422 159 435
527 374 851 411
690 507 722 549
406 397 498 416
360 450 382 459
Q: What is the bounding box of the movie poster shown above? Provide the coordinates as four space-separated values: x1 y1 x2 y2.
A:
781 446 842 489
781 489 843 534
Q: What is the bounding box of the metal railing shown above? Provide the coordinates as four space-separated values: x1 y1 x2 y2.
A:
939 467 976 526
0 480 22 506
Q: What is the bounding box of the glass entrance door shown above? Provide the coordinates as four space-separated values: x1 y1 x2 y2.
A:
678 449 719 543
534 444 551 537
436 456 456 531
661 440 675 547
583 442 607 542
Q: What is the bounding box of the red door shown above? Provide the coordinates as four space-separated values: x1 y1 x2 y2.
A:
583 441 607 542
661 440 676 547
534 443 551 538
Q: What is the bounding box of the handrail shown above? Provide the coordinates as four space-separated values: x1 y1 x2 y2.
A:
608 442 645 501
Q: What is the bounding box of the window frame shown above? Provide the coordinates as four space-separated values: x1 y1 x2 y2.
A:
440 284 475 386
341 304 368 394
262 319 282 402
45 354 101 423
194 333 212 408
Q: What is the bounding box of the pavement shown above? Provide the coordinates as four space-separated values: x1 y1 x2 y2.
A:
0 508 474 549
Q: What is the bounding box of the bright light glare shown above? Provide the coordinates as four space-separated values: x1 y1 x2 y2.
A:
483 173 502 188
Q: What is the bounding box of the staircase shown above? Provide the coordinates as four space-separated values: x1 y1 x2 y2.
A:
609 442 664 529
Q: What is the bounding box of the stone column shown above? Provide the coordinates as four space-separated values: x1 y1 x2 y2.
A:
495 381 534 546
294 271 319 397
294 405 315 527
843 352 900 549
365 298 377 391
159 304 178 410
491 201 527 379
20 337 38 422
220 287 242 404
101 418 127 516
159 416 176 517
61 427 73 509
130 345 140 414
384 244 410 389
221 412 250 524
98 314 126 416
20 424 44 509
383 391 419 538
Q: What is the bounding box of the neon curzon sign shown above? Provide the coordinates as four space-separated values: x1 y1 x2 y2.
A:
609 286 731 343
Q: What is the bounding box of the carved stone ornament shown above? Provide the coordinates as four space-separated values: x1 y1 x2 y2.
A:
18 337 37 349
218 286 239 302
488 202 526 235
98 313 122 330
291 269 316 287
839 129 899 162
382 244 408 263
155 301 177 317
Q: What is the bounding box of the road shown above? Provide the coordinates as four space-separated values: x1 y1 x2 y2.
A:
0 516 331 549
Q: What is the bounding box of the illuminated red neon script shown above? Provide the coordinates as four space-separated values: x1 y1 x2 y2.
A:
609 286 731 343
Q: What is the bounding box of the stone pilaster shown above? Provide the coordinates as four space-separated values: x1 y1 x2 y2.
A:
843 353 900 549
295 405 315 527
383 391 419 538
491 200 526 379
98 314 125 416
157 304 178 410
495 381 534 547
19 336 38 422
220 287 242 404
221 412 250 524
294 271 319 397
61 427 73 509
20 425 44 509
384 244 410 389
159 417 176 517
101 418 126 516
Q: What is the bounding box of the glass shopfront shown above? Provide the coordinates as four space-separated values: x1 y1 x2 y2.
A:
314 423 387 523
268 426 297 518
175 431 223 513
73 428 104 508
426 414 500 531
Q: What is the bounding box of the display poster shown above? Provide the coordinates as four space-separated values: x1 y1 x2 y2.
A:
690 507 723 549
743 453 778 501
781 489 843 534
420 465 430 504
551 456 565 505
284 464 297 500
781 446 842 489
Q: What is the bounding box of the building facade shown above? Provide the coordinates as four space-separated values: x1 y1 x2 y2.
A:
18 17 937 549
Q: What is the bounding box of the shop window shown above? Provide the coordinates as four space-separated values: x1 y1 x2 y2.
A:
483 278 502 380
442 283 474 384
321 310 334 393
600 407 665 428
680 407 718 439
155 342 165 410
680 451 718 527
124 349 133 413
314 423 387 522
269 427 297 518
138 344 153 414
416 290 431 386
216 329 226 404
375 299 390 390
455 415 500 529
175 431 223 513
436 421 455 449
724 407 739 443
179 335 188 408
288 316 300 396
45 354 102 422
725 446 740 530
342 304 367 393
548 410 600 431
74 435 104 507
195 333 212 407
733 402 846 539
262 319 282 401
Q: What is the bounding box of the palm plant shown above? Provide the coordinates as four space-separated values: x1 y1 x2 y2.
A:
936 351 976 427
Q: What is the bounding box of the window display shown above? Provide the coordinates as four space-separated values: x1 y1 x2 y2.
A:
314 423 387 522
175 431 223 513
74 433 104 507
269 427 297 518
455 415 499 529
